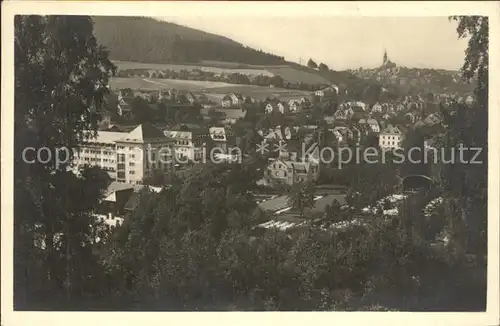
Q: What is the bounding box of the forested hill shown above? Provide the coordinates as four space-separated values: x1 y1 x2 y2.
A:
92 16 286 65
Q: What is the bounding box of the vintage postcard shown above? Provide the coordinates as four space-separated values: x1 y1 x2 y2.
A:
1 1 499 326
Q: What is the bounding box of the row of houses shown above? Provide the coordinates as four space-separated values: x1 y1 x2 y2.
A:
74 123 240 185
99 89 208 122
256 107 444 153
118 88 210 105
259 92 472 121
219 84 340 112
258 123 407 187
264 97 309 114
111 86 450 130
163 126 238 162
69 120 244 229
221 93 253 108
97 106 442 176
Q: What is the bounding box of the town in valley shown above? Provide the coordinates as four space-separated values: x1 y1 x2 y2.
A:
12 15 489 312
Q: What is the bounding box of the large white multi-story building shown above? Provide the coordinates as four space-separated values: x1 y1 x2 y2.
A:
73 131 124 179
73 123 174 184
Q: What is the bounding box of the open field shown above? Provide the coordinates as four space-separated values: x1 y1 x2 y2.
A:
199 60 291 69
113 60 274 76
267 66 331 85
307 193 347 214
207 85 309 101
258 195 290 213
257 189 346 216
110 77 243 91
110 77 310 100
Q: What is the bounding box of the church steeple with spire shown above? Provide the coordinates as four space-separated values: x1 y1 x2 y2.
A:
381 48 396 69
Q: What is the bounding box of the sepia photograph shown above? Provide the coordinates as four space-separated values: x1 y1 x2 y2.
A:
2 1 499 325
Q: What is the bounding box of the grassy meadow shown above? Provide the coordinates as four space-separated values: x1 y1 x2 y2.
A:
113 60 332 85
109 77 310 100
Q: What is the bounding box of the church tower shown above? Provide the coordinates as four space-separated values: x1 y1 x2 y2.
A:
383 49 388 65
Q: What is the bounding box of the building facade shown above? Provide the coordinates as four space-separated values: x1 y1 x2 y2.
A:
73 123 174 184
265 158 320 186
73 131 126 179
379 124 404 150
163 129 205 163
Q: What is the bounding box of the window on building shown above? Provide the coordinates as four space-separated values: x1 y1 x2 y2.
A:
129 171 135 175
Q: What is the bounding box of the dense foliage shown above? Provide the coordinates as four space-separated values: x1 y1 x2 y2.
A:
439 16 488 264
14 15 116 307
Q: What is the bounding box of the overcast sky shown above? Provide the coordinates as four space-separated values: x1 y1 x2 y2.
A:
157 16 468 71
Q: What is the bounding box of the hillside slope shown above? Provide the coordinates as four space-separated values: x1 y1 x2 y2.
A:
92 16 286 65
92 16 390 96
92 16 469 98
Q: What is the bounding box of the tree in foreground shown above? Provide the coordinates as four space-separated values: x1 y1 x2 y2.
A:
443 16 488 265
14 15 115 308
